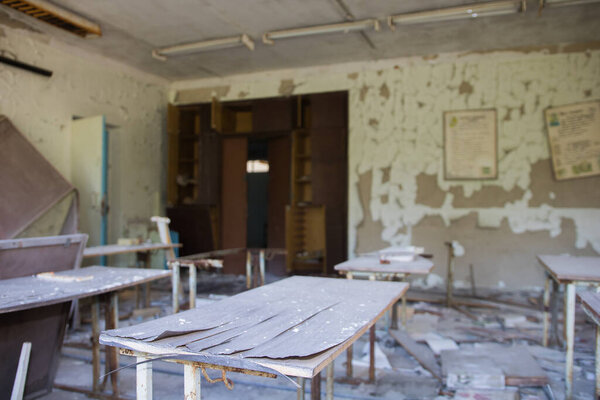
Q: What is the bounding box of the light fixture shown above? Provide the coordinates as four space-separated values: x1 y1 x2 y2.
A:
262 18 380 45
541 0 600 7
152 34 255 61
388 0 525 29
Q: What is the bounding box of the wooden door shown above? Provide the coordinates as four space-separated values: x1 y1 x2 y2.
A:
221 136 248 274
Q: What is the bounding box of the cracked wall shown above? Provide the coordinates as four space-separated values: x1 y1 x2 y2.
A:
1 25 168 267
172 44 600 288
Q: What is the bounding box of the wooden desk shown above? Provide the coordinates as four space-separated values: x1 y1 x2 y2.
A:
84 242 181 308
170 247 286 313
100 276 408 400
335 255 433 328
579 291 600 399
0 266 171 398
538 255 600 400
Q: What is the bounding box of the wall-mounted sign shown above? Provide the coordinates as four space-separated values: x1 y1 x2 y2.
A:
444 109 497 180
545 100 600 180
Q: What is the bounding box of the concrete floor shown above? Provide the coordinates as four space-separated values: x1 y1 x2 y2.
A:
41 272 600 400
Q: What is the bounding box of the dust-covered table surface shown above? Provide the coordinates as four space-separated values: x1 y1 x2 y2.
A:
0 266 171 313
538 255 600 283
334 256 433 275
100 276 408 378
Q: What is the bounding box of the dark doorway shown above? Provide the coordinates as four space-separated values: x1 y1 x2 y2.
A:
246 140 269 248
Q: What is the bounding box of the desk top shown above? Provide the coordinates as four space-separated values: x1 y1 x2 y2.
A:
100 276 407 378
83 243 181 258
537 255 600 283
0 266 171 314
579 292 600 324
334 255 434 275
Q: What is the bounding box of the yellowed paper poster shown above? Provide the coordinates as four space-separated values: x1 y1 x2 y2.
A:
545 101 600 180
444 109 497 180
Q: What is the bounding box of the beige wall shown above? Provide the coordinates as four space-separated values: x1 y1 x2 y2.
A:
172 43 600 288
0 24 168 266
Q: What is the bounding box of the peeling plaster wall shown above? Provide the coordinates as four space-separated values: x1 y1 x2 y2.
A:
0 26 168 267
172 44 600 288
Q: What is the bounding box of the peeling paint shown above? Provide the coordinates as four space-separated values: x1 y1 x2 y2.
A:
278 79 299 96
168 44 600 287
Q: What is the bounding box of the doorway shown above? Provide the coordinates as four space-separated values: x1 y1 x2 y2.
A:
246 140 269 248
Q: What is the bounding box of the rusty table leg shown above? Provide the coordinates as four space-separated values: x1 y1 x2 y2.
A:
542 275 551 347
91 296 101 392
189 264 197 309
345 345 353 378
246 250 252 289
311 372 321 400
105 292 119 395
172 262 180 313
369 325 375 383
259 249 266 287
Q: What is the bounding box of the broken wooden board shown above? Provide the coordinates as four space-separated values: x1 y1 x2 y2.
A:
441 350 505 389
83 242 181 258
0 266 171 314
0 116 75 239
441 345 548 388
101 277 408 378
389 329 442 381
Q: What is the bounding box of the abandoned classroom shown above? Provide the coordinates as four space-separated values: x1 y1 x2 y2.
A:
1 1 600 399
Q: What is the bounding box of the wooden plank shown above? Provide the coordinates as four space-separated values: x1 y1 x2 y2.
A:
10 342 31 400
538 255 600 283
441 345 548 387
580 291 600 323
100 277 408 378
0 266 171 314
83 243 181 258
389 329 441 381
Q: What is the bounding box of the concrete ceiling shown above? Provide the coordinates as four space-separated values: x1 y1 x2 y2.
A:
2 0 600 81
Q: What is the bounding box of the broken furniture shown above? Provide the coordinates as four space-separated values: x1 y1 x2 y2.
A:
100 276 408 400
169 248 241 313
0 265 171 398
0 234 87 399
0 116 78 240
84 241 181 308
578 291 600 399
334 252 433 328
245 247 286 289
538 254 600 400
169 247 286 313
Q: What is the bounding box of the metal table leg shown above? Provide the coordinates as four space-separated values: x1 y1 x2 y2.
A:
172 262 180 313
565 283 576 400
259 249 266 287
543 275 551 347
91 296 101 392
189 265 197 309
246 250 252 289
184 363 201 400
106 292 119 395
137 357 152 400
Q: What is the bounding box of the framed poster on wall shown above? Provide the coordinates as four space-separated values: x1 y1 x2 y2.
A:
544 100 600 180
443 109 497 180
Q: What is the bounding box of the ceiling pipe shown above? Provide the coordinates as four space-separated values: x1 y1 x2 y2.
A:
262 19 380 45
388 0 526 30
152 34 255 61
